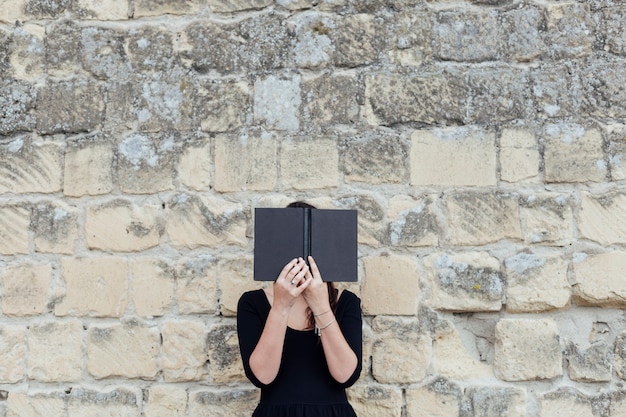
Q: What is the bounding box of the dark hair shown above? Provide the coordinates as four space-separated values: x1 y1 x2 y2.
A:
287 201 339 330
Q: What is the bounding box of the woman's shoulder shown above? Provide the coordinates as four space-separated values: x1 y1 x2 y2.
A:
337 289 361 307
238 288 269 307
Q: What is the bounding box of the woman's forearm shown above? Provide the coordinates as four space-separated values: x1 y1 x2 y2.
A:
248 307 289 385
317 317 358 383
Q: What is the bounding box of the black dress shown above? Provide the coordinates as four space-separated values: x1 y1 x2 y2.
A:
237 289 362 417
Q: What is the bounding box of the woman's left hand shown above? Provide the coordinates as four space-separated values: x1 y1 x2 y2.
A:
302 256 331 315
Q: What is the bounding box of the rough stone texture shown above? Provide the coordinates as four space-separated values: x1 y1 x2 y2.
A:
467 386 527 417
176 255 218 314
1 263 51 316
578 191 626 245
386 194 440 247
616 332 626 380
0 204 30 255
495 319 563 381
214 135 277 191
362 255 420 315
348 384 403 417
32 201 80 254
340 132 408 185
7 392 65 417
519 193 573 245
134 0 200 17
433 319 492 380
217 258 260 317
281 138 339 189
162 320 207 382
538 388 594 417
64 135 114 196
188 389 258 417
500 128 540 183
566 341 612 382
0 325 26 383
28 320 83 382
68 387 140 417
572 252 626 308
302 73 360 126
178 138 211 191
406 379 462 417
132 259 175 317
144 385 187 417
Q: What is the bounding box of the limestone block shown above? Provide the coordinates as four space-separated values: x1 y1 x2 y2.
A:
197 80 250 132
331 14 382 68
218 258 261 317
494 318 562 381
132 259 175 317
0 80 36 135
544 3 594 59
36 79 105 135
25 0 72 18
504 252 570 313
87 321 159 379
433 319 492 380
117 133 178 193
500 128 540 183
371 317 431 384
616 332 626 379
0 204 29 255
134 0 200 16
214 135 278 192
348 384 403 417
278 0 314 10
9 24 45 80
177 255 218 314
56 257 129 317
209 0 272 12
0 325 26 383
85 200 162 252
0 0 26 23
335 194 385 247
544 124 605 183
76 0 128 19
144 385 187 417
64 136 114 196
340 133 408 185
365 72 467 126
538 388 594 417
410 129 497 186
7 393 65 417
188 389 258 417
446 192 521 245
127 26 175 72
502 6 544 62
254 74 301 131
406 378 462 417
567 342 612 382
433 10 502 62
425 252 503 312
362 255 420 316
578 192 626 245
207 323 245 384
45 20 82 76
81 26 131 79
302 73 360 125
0 137 63 194
292 13 334 68
520 194 573 245
468 66 530 124
166 195 247 249
467 386 526 417
32 202 79 254
573 252 626 308
281 138 339 190
605 123 626 181
603 7 626 57
68 388 140 417
530 65 578 118
28 321 82 382
162 320 208 382
1 263 51 316
611 392 626 416
386 194 440 247
1 27 11 71
179 138 211 191
388 11 432 67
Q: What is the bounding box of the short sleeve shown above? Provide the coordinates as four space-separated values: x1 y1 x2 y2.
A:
237 290 270 388
335 291 363 388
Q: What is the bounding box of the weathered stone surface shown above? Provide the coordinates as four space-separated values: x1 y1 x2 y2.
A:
56 257 129 317
85 200 162 252
254 74 301 131
218 258 261 316
467 66 530 123
32 201 80 254
281 137 339 189
362 255 419 315
467 386 526 417
7 392 65 417
504 252 570 313
162 320 207 382
214 135 277 192
166 195 247 249
530 65 579 118
544 3 594 59
144 385 187 417
0 204 30 255
68 388 140 417
177 255 218 314
209 0 272 12
340 133 408 184
45 20 83 76
335 194 386 247
433 10 502 62
87 321 159 379
371 317 431 384
1 0 26 23
9 24 45 80
0 80 37 134
616 332 626 380
502 6 544 62
178 138 211 191
132 259 175 317
410 128 497 186
538 388 594 417
197 80 250 132
80 26 130 79
500 128 540 183
520 194 573 245
406 378 462 417
207 323 245 384
127 26 176 72
28 320 82 382
605 123 626 181
366 71 467 125
332 14 383 68
25 0 72 19
578 192 626 245
36 79 105 135
566 341 612 382
189 389 258 417
573 252 626 307
302 73 360 125
495 318 562 381
0 136 63 194
75 0 128 20
446 192 521 245
348 384 403 417
580 56 626 119
1 262 51 316
425 252 503 312
0 325 26 383
64 135 114 196
603 7 626 57
543 124 606 183
610 391 626 416
134 0 200 16
387 11 432 67
386 194 440 246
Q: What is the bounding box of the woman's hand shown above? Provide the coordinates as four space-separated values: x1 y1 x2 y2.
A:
302 256 331 315
272 258 311 314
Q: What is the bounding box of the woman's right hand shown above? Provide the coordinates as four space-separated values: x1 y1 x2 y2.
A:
272 258 311 313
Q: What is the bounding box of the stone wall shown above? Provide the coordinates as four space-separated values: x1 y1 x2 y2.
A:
1 0 626 416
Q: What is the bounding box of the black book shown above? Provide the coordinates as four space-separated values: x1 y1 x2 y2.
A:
253 207 358 282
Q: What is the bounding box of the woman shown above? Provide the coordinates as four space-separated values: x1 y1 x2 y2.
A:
237 202 362 417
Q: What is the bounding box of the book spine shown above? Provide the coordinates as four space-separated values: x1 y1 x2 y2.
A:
303 208 311 264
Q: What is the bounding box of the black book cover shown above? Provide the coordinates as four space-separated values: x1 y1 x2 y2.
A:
253 207 358 282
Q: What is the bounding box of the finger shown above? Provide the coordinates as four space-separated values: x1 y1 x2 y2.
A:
290 262 309 286
308 256 322 279
278 258 299 281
